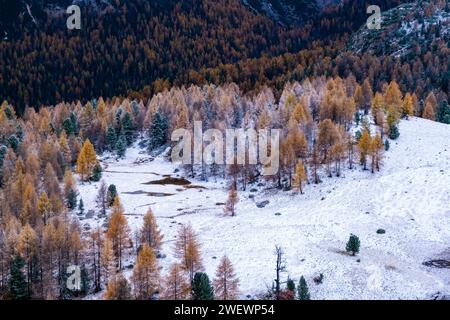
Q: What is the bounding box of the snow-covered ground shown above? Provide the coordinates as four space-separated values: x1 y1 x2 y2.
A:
77 117 450 300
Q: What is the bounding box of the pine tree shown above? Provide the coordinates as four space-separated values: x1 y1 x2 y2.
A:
293 161 307 194
162 263 190 300
346 234 360 256
106 126 117 152
66 189 77 210
175 224 203 283
213 255 239 300
297 276 310 300
78 198 84 216
192 272 214 300
115 135 127 159
107 197 130 270
224 184 239 216
107 184 118 207
436 100 450 124
140 208 163 250
121 112 134 146
132 244 159 300
148 111 168 151
8 255 28 300
90 163 102 182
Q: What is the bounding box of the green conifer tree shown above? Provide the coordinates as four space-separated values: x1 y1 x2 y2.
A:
297 276 310 300
346 234 360 256
9 255 28 300
192 272 214 300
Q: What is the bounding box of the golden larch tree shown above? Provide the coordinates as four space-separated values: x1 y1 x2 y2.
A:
293 161 307 194
369 134 384 173
358 129 371 170
224 184 239 217
140 208 163 250
161 263 191 300
37 192 52 225
213 255 240 300
107 196 130 270
132 243 160 300
174 224 203 283
76 139 98 181
422 101 436 120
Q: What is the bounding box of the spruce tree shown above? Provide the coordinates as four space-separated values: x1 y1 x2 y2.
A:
148 111 168 151
106 126 117 151
287 278 295 292
297 276 310 300
346 234 360 256
78 198 85 216
121 112 134 146
91 164 103 182
388 124 400 140
436 100 450 124
66 188 77 210
192 272 214 300
107 184 118 207
9 255 28 300
8 135 19 151
115 135 127 159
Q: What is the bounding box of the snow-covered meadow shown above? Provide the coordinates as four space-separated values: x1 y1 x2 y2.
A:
77 117 450 300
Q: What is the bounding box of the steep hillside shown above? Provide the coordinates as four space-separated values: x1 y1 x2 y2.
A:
242 0 322 26
349 1 450 56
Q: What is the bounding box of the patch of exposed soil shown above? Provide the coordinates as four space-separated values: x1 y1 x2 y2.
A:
143 177 191 186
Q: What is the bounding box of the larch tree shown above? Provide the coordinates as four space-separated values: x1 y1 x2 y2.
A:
107 196 130 270
63 169 77 210
310 142 321 184
402 93 415 118
224 184 239 217
161 263 190 300
95 180 108 217
317 119 339 177
104 273 132 300
422 101 436 120
358 129 371 170
369 134 384 173
384 81 403 115
43 163 64 215
37 192 52 225
76 139 98 181
89 227 103 292
17 224 37 298
132 243 159 300
140 208 163 251
101 237 116 286
174 224 203 283
213 255 239 300
293 161 307 194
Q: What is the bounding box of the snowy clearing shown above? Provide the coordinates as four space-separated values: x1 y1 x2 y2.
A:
77 117 450 300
